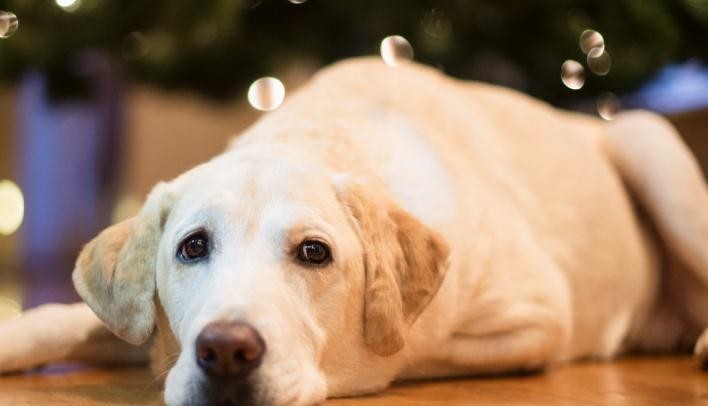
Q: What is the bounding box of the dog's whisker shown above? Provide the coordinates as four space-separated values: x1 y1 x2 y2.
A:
9 57 702 405
144 365 172 391
142 351 181 392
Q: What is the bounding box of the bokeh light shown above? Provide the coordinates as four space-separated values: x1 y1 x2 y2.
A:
587 47 612 76
421 9 452 39
247 77 286 111
55 0 81 12
122 31 151 61
560 60 585 90
0 11 18 38
288 0 307 4
0 180 24 236
111 195 143 223
597 92 621 120
380 35 414 67
0 297 21 321
245 0 263 9
579 29 604 54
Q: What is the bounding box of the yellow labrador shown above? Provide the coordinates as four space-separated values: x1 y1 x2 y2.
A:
2 57 707 405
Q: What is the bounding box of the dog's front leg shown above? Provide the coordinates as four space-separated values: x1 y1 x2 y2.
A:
0 302 148 373
430 240 573 377
445 299 571 375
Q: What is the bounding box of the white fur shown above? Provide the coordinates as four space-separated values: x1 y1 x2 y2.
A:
1 58 707 405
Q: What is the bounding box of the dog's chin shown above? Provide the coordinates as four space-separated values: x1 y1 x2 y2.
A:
165 373 267 406
164 362 328 406
187 379 264 406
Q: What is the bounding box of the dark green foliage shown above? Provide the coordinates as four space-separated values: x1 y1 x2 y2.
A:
0 0 705 104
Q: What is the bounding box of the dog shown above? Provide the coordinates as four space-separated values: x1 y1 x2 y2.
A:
1 57 707 405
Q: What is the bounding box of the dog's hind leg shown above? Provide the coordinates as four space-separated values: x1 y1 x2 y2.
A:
604 110 708 364
696 329 708 369
0 302 147 373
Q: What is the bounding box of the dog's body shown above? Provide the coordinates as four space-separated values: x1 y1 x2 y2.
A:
1 58 707 405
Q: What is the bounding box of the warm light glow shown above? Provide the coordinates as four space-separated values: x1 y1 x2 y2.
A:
421 9 452 39
560 60 585 90
122 31 151 60
0 180 24 236
579 29 604 54
587 47 612 76
0 296 21 321
247 77 286 112
597 92 621 121
380 35 414 67
111 195 143 223
55 0 81 12
0 11 18 38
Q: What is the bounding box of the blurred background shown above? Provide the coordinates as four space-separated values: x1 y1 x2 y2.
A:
0 0 707 316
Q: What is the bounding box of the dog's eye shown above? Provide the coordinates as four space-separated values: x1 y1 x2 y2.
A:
296 240 331 266
178 231 209 263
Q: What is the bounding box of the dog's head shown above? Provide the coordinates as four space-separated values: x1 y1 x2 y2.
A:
72 152 449 405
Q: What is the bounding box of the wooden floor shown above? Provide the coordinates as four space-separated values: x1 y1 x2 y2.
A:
0 356 705 405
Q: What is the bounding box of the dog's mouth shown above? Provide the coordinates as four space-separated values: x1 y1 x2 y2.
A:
166 353 328 406
186 320 270 405
195 378 265 406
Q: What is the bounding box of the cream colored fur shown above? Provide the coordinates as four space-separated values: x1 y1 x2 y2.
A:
1 58 707 404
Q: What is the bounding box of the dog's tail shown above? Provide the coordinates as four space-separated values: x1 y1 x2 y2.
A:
604 111 708 289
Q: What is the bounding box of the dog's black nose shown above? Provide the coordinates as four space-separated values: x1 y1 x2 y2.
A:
196 320 266 379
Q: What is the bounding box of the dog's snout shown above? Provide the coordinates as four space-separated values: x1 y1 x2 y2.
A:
196 321 266 379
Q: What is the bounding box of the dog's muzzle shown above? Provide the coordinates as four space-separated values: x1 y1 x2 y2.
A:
194 320 267 404
196 320 266 379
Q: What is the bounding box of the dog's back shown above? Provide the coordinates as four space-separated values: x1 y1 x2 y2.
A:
235 57 707 363
231 58 676 357
1 58 706 400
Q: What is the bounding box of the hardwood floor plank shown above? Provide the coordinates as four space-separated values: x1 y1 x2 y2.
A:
0 356 705 405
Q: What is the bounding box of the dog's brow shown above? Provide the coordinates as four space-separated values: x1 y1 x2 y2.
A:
170 203 235 239
285 224 333 248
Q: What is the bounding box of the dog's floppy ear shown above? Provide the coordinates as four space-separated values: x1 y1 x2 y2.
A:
72 183 174 345
335 178 450 356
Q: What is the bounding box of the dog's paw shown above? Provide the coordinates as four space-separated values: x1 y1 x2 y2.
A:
695 329 708 371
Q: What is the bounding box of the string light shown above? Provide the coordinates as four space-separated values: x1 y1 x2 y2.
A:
0 297 21 321
380 35 414 67
122 32 151 60
587 47 612 76
579 29 604 54
561 60 585 90
597 92 621 120
55 0 81 12
111 195 143 223
247 77 286 111
0 11 18 38
0 180 24 236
